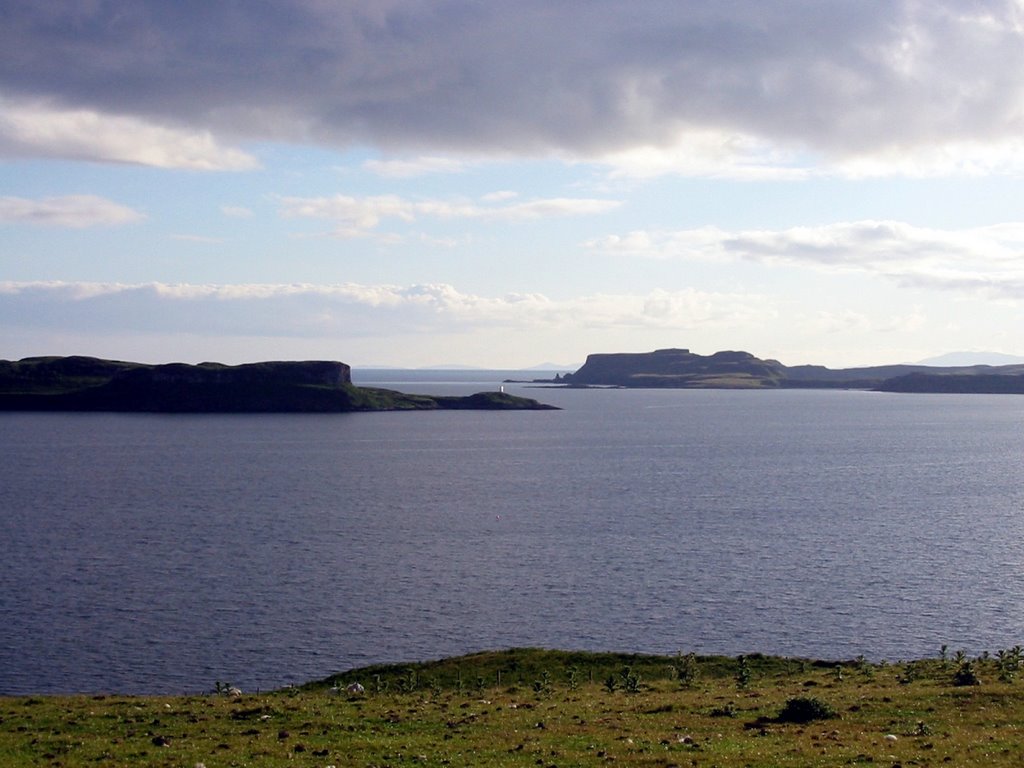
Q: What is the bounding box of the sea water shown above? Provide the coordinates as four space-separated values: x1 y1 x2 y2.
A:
2 376 1024 694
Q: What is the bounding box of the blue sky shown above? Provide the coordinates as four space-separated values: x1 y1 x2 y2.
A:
4 1 1024 368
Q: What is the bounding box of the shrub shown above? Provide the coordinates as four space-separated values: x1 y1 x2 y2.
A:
673 652 699 688
620 666 641 693
776 696 837 724
953 661 981 687
735 655 751 690
532 670 553 696
566 665 580 691
398 669 418 693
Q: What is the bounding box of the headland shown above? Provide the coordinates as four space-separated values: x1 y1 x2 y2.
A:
0 356 558 412
540 347 1024 392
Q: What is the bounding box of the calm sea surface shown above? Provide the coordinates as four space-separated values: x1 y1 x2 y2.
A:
3 372 1024 694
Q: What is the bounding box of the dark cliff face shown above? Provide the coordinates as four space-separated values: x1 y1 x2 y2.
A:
115 360 351 388
41 360 355 412
566 349 696 385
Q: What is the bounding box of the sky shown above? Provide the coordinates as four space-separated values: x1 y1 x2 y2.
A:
4 1 1024 369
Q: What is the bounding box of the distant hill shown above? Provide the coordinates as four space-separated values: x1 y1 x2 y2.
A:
562 348 786 388
916 351 1024 366
876 372 1024 394
556 347 1024 392
421 363 487 370
413 363 578 371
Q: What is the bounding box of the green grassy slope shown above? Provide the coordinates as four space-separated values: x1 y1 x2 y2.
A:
3 648 1022 767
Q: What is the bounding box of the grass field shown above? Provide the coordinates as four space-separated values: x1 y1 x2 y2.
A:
3 648 1023 767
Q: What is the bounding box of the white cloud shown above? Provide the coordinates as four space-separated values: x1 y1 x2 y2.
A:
0 280 768 339
493 198 621 220
598 129 812 181
482 190 519 202
221 205 254 218
830 139 1024 179
587 220 1024 300
807 308 927 336
280 193 621 236
597 133 1024 181
0 98 258 170
362 156 467 178
0 194 144 228
171 234 224 244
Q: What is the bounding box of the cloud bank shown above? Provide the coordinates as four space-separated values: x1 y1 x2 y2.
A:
0 195 144 227
588 220 1024 300
0 281 768 344
0 97 258 170
279 193 621 237
4 2 1024 173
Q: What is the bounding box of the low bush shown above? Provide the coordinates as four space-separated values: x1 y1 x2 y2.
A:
776 696 837 723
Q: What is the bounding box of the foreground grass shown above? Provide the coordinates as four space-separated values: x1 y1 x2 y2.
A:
3 649 1024 767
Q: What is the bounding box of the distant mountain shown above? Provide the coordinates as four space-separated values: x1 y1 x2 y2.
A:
916 351 1024 366
417 363 579 371
526 362 581 371
558 347 1024 391
421 363 488 370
